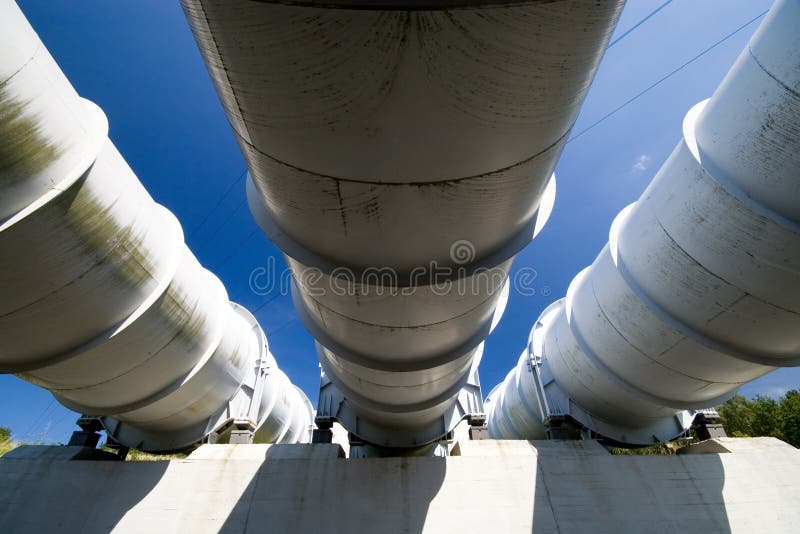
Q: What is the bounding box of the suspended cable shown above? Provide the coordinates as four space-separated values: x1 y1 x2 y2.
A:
195 194 249 255
266 316 298 338
19 398 57 442
251 291 285 314
568 9 768 144
186 168 247 242
46 407 78 445
213 226 261 272
607 0 674 49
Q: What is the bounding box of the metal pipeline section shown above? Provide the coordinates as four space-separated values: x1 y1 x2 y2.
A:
0 1 313 453
487 0 800 445
181 0 625 448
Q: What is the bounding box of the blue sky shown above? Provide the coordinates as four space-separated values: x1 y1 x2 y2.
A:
3 0 796 444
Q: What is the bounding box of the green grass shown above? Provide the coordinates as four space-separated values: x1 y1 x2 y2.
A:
608 440 689 455
100 446 189 461
0 440 17 457
0 440 188 461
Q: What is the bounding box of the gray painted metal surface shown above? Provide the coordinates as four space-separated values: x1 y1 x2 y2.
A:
0 1 313 452
181 0 624 447
487 0 800 445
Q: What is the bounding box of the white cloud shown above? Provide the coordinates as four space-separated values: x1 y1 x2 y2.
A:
631 154 651 173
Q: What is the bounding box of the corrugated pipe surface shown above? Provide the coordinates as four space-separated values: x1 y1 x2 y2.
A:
0 1 313 452
181 0 624 447
487 0 800 445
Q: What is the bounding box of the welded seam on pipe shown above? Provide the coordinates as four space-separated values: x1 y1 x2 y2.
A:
564 299 723 412
247 0 562 11
239 127 568 186
292 288 489 372
748 47 800 98
612 215 796 368
297 278 506 330
0 42 40 86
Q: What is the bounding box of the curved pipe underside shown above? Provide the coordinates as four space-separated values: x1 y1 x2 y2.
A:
181 0 624 446
0 1 313 452
487 0 800 445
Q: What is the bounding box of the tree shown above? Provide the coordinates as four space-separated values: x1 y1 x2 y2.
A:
717 390 800 448
0 426 12 456
780 390 800 448
749 395 783 439
717 395 755 437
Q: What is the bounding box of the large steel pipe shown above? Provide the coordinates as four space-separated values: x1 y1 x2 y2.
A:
182 0 623 447
0 1 313 452
487 0 800 445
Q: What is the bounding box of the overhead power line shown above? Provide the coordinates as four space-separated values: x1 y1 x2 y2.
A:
568 9 769 144
607 0 674 49
250 292 284 315
18 398 57 442
213 226 261 272
187 168 247 243
195 193 249 255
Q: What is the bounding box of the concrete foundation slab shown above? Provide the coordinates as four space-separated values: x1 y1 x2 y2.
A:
0 438 797 533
